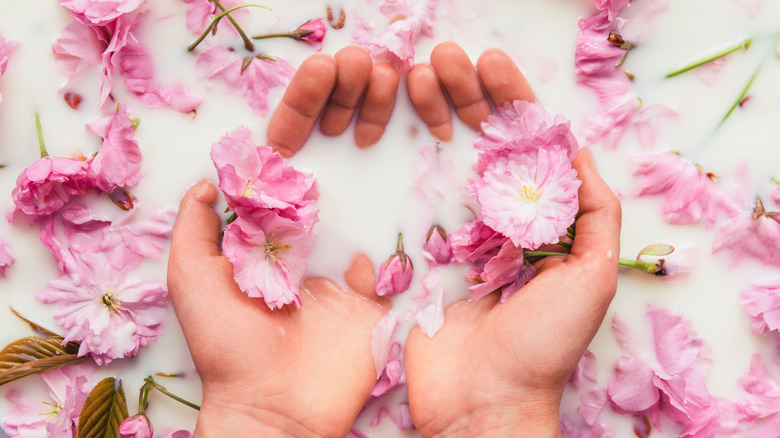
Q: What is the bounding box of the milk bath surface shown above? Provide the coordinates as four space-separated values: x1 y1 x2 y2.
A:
0 0 779 436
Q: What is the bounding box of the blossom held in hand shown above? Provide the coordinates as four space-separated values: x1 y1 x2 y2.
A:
222 211 315 309
471 147 580 250
376 234 414 297
12 157 92 223
119 413 153 438
469 240 536 302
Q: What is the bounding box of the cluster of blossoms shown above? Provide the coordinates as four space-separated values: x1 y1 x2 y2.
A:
211 126 319 309
353 0 439 71
53 0 202 114
450 100 581 301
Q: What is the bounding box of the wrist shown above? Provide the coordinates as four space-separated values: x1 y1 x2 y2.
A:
194 395 319 438
419 402 561 438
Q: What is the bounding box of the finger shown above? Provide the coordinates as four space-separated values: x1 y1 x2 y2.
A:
169 180 221 261
407 63 453 141
319 45 373 136
429 42 492 131
344 253 377 297
266 54 337 157
476 48 536 108
354 62 400 148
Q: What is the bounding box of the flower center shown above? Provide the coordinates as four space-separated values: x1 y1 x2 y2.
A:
101 289 122 313
518 184 543 202
389 14 407 24
40 401 62 423
265 236 291 262
241 178 254 197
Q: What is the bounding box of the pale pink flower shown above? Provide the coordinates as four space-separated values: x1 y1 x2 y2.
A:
295 19 327 50
119 414 153 438
422 225 452 266
0 241 14 279
222 211 315 309
2 363 93 437
734 354 780 434
474 100 578 174
11 157 92 223
87 103 142 192
375 236 414 297
739 277 780 335
607 310 721 436
38 252 168 365
594 0 629 21
0 36 18 106
195 46 295 116
633 151 739 226
575 14 626 77
182 0 247 35
60 0 147 26
371 312 399 380
713 199 780 267
210 126 318 225
354 0 439 71
469 240 536 301
471 147 580 250
414 269 445 337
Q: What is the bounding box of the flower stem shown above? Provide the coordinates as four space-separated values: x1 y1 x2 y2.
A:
666 38 751 78
253 32 296 40
524 250 569 258
35 114 48 158
145 377 200 411
188 4 272 52
556 241 573 249
138 380 153 414
210 0 255 52
618 257 657 274
718 56 765 128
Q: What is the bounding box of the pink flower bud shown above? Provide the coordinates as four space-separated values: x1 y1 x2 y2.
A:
422 225 453 266
295 19 327 49
119 414 153 438
376 234 413 297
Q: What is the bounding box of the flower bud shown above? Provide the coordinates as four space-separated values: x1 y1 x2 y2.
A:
119 414 153 438
376 234 413 297
293 19 326 48
422 225 453 266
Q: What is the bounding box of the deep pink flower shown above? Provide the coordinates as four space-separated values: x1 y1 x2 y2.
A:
633 151 739 226
296 19 327 50
375 235 414 297
469 240 536 301
607 309 720 436
38 252 168 365
182 0 247 35
0 36 18 106
210 126 318 225
2 363 93 437
222 211 315 309
119 414 153 438
422 225 452 266
474 100 578 174
11 157 92 223
0 241 14 279
59 0 147 26
471 147 580 250
739 277 780 335
450 220 507 265
713 199 780 267
87 104 142 192
166 431 193 438
195 46 295 116
354 0 439 71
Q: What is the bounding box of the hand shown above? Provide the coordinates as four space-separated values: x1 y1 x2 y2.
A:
404 150 622 437
167 181 389 437
267 45 400 156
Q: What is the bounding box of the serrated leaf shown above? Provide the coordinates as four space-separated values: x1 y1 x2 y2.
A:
9 307 61 337
78 377 129 438
638 243 674 258
0 336 84 386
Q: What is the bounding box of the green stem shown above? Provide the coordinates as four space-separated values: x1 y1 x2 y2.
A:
188 4 272 52
556 241 573 249
148 379 201 411
210 0 255 52
524 250 569 258
252 32 296 40
772 177 780 185
666 39 751 78
565 231 575 240
138 380 153 414
618 257 656 274
718 56 766 128
35 114 48 158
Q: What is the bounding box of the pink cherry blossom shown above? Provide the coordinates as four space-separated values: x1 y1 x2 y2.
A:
468 240 536 302
354 0 439 71
370 401 413 430
632 151 739 226
739 277 780 335
0 241 14 279
59 0 147 26
450 220 507 265
165 431 193 438
471 147 580 250
182 0 247 35
195 46 295 116
734 354 780 434
210 126 318 225
38 252 168 365
575 14 627 77
474 100 578 174
712 199 780 267
771 183 780 207
371 342 403 397
2 363 93 437
414 269 445 337
296 19 327 50
222 211 315 309
119 414 153 438
11 157 92 223
0 36 18 106
87 104 142 192
422 225 452 266
375 235 414 297
594 0 629 21
371 312 399 380
607 309 721 436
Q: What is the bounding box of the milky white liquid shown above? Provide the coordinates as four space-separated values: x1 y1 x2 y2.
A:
0 0 779 436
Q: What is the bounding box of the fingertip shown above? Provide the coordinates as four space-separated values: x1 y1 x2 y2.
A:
319 46 374 136
179 179 218 212
354 62 399 148
476 48 536 107
430 41 491 131
429 123 453 142
344 253 377 298
407 63 453 141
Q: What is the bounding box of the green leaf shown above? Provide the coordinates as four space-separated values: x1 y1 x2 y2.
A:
0 336 84 386
638 243 675 258
78 377 129 438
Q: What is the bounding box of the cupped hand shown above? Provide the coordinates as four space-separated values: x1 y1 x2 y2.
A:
404 150 622 437
167 181 389 437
